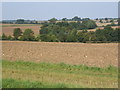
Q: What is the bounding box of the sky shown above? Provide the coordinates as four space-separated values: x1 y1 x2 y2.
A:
2 2 118 20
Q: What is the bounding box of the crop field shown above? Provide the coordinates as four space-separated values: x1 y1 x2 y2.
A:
1 24 41 36
1 41 119 88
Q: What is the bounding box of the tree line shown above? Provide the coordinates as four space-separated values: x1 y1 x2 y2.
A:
39 21 119 42
1 21 119 43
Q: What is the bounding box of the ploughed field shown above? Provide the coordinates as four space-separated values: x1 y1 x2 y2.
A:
2 41 118 67
1 24 41 36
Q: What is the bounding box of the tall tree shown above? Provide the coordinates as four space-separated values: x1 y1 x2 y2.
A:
48 18 57 23
20 29 35 41
2 33 7 40
16 19 25 24
13 28 22 40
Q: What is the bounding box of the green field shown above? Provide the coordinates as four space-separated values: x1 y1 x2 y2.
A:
2 60 118 88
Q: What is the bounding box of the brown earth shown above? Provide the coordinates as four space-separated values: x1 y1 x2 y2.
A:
1 41 118 67
1 25 41 36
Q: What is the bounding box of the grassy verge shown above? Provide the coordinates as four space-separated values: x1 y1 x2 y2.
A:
2 60 118 88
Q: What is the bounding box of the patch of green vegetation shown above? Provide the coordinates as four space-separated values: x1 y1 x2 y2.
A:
3 60 118 75
2 78 71 88
2 60 118 88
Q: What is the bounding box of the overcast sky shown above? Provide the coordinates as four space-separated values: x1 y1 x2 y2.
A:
2 2 118 20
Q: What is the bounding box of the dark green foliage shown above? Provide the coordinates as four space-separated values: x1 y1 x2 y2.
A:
95 26 118 42
82 20 97 29
13 28 22 40
62 18 67 21
48 18 57 23
16 19 25 24
20 29 35 41
72 16 81 21
100 20 103 23
39 20 119 42
66 29 78 42
2 33 7 40
39 20 97 42
7 35 13 40
40 34 59 42
77 30 89 43
2 34 13 40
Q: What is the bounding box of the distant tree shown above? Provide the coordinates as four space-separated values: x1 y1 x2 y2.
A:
96 18 98 20
13 28 22 40
110 19 114 22
72 16 81 21
62 18 67 21
16 19 25 24
2 33 7 40
66 29 78 42
20 29 35 41
77 31 89 43
48 18 57 23
82 20 97 29
111 22 116 26
82 18 90 21
104 26 113 30
40 34 58 42
95 29 107 41
105 18 108 21
100 20 103 23
7 35 13 40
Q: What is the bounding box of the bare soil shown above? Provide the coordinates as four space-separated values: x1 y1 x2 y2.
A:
1 25 41 36
1 41 118 67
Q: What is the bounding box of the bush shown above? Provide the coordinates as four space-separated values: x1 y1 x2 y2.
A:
2 33 7 40
13 28 22 40
20 29 35 41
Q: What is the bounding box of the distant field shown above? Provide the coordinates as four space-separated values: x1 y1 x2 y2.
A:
2 41 118 67
85 26 119 32
1 23 119 36
1 24 41 36
2 60 118 88
96 22 118 27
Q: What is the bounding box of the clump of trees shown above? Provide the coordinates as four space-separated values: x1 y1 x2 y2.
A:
1 19 119 43
13 28 22 40
20 29 35 41
39 22 119 42
1 28 37 41
61 16 90 21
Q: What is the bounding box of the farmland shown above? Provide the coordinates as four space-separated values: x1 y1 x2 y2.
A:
1 22 119 37
1 24 41 36
2 41 118 67
1 20 119 88
2 59 118 88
